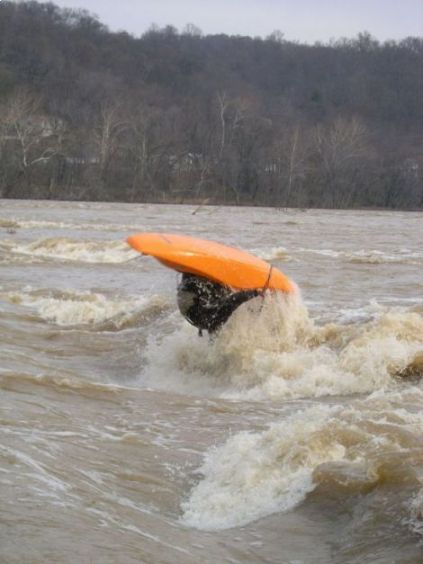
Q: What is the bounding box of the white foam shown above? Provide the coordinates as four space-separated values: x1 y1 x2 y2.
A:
250 246 292 262
11 237 138 263
298 248 341 258
182 397 423 530
142 294 423 401
182 406 341 530
13 219 147 232
346 249 422 265
298 247 422 264
9 289 166 327
408 489 423 536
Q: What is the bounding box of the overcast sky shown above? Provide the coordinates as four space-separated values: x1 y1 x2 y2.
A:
49 0 422 42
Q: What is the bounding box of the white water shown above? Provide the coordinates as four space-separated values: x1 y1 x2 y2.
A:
0 201 422 563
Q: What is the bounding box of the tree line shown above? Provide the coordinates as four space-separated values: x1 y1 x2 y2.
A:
0 1 422 208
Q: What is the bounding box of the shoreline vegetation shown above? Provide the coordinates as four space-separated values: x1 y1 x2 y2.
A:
0 1 422 209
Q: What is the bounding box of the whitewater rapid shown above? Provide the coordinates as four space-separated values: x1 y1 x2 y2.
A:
1 201 422 563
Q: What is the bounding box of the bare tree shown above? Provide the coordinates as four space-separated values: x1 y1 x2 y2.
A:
93 102 128 179
182 23 202 37
0 90 64 195
217 92 229 159
313 117 370 207
272 125 311 207
0 2 421 207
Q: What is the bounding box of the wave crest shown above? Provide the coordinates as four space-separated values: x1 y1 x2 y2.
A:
143 294 423 400
182 393 423 530
10 237 138 263
6 289 168 329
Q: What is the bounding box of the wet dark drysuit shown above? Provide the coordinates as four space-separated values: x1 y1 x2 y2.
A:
177 273 260 335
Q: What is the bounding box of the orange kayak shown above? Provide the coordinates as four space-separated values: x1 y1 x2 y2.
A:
127 233 295 293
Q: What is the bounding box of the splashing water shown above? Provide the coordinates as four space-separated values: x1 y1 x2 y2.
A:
182 391 423 530
11 237 138 263
142 292 423 401
1 201 422 563
4 288 169 329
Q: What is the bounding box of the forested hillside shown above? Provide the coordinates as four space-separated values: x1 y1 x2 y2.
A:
0 1 422 207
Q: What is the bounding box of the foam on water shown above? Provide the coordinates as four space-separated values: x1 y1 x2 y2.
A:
1 202 422 561
298 247 423 265
246 245 422 265
143 293 423 400
3 218 149 232
182 391 423 530
6 289 168 328
10 237 138 263
408 489 423 536
250 246 293 262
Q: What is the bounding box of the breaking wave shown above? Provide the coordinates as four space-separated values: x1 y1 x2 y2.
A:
298 247 422 265
143 293 423 400
0 218 148 232
9 237 139 263
182 390 423 530
5 289 168 329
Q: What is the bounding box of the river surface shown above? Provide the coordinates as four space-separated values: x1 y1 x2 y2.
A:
0 200 422 563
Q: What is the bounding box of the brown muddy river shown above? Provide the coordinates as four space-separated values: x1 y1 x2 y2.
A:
0 200 422 563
